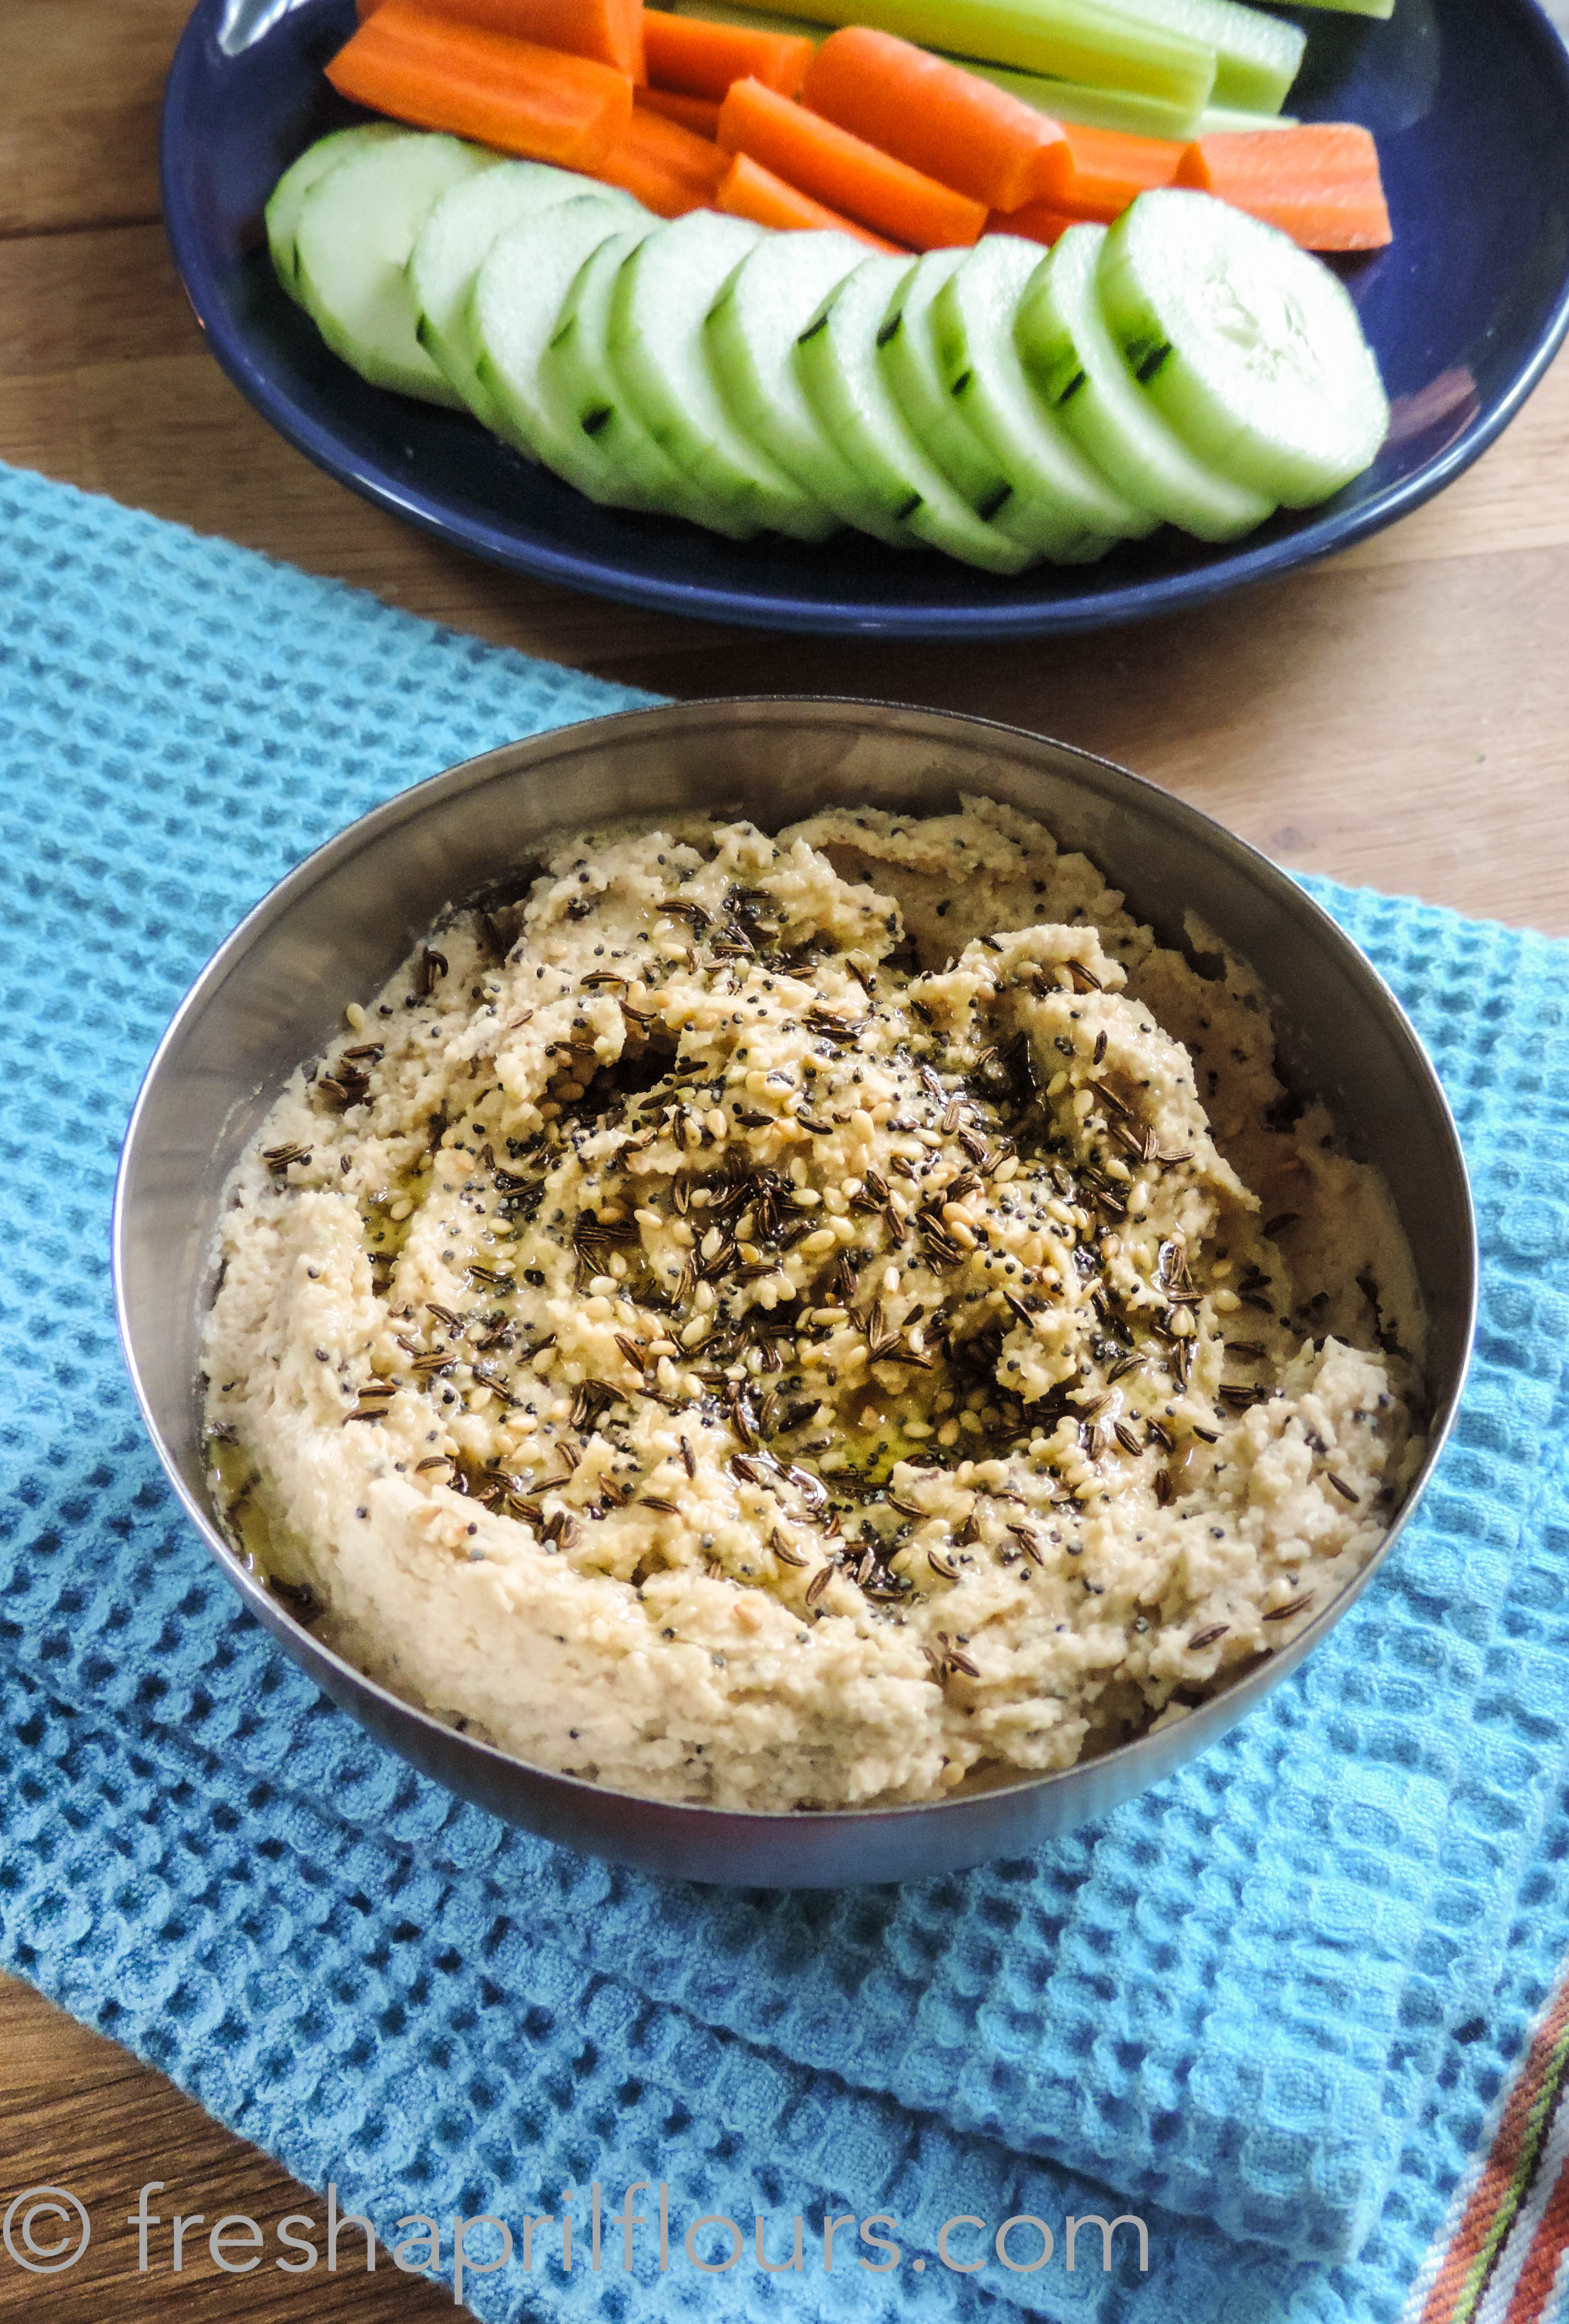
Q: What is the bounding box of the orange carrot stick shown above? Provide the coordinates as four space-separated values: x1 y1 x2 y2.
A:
644 8 814 99
716 77 986 250
985 198 1076 246
638 84 722 136
1030 120 1183 219
594 100 728 213
800 27 1064 215
716 150 902 246
1176 124 1391 249
356 0 644 81
327 2 633 168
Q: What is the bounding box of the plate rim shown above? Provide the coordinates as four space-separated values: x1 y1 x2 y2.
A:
159 0 1569 638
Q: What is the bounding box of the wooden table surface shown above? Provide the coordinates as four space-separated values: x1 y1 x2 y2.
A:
4 1 1568 2312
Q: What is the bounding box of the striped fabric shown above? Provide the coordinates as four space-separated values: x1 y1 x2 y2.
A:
1404 1974 1569 2324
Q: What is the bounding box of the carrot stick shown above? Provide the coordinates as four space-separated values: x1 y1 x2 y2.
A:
638 84 723 134
356 0 644 81
985 198 1076 245
644 7 815 97
593 99 729 211
717 76 986 249
1027 119 1183 217
716 150 902 244
328 3 634 167
800 27 1065 214
1176 123 1391 248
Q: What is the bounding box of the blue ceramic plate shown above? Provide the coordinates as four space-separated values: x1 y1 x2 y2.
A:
162 0 1569 636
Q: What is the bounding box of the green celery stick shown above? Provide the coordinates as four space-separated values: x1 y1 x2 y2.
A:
1278 0 1391 15
667 2 1305 137
685 0 1219 111
958 56 1205 136
1196 99 1301 126
960 58 1301 137
1099 0 1305 110
667 0 826 36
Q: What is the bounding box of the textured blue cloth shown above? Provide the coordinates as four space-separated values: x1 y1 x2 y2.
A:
3 459 1569 2324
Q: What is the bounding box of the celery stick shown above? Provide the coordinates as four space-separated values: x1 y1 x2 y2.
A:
959 56 1206 137
669 0 1304 122
1197 101 1301 128
667 0 826 36
690 0 1219 111
963 62 1299 139
1101 0 1305 111
670 2 1300 136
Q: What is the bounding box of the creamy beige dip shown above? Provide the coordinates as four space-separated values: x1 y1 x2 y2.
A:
204 798 1424 1811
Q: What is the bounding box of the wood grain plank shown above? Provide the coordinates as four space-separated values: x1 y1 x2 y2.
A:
1334 357 1569 571
0 222 191 374
611 542 1569 932
0 1976 461 2317
0 1 190 236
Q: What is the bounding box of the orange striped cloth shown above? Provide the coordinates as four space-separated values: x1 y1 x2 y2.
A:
1405 1974 1569 2324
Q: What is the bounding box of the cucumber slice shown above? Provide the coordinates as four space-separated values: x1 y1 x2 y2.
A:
927 235 1156 552
878 245 1118 561
607 211 838 542
705 229 913 548
472 197 652 476
1015 222 1275 542
294 134 501 406
539 223 758 535
795 255 1036 574
875 248 999 509
410 161 641 433
1098 188 1389 506
265 124 405 305
1102 0 1304 112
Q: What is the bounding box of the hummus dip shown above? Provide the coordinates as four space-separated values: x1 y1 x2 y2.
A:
204 798 1424 1811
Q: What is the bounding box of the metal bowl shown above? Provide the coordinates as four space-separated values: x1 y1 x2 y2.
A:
113 699 1475 1887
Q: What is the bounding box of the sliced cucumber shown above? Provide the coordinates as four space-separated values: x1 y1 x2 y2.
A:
877 245 1120 561
607 211 838 542
539 223 757 534
875 248 1000 509
295 134 501 406
705 229 913 548
795 255 1036 574
410 162 640 434
928 235 1155 554
472 197 650 475
1097 188 1389 506
265 124 405 305
1015 222 1275 542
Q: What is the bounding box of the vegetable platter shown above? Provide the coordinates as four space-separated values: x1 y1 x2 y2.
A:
162 0 1569 635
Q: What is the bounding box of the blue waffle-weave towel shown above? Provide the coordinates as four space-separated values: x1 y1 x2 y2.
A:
3 461 1569 2324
